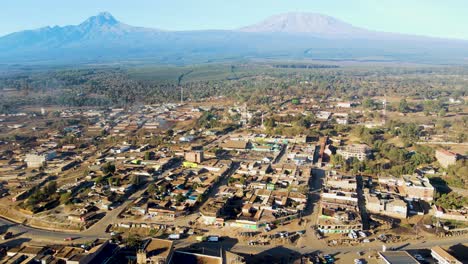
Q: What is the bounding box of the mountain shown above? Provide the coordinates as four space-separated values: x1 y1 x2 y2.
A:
0 12 162 50
0 12 467 65
239 12 371 37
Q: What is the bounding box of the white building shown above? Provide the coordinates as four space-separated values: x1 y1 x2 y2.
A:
337 144 371 161
431 246 462 264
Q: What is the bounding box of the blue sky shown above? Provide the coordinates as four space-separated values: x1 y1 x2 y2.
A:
2 0 467 39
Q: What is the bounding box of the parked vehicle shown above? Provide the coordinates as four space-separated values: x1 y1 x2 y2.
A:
296 230 306 235
196 236 206 242
348 231 358 239
168 234 180 240
324 254 335 263
314 230 323 239
207 236 219 242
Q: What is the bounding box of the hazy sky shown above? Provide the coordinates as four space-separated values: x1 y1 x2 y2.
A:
2 0 467 39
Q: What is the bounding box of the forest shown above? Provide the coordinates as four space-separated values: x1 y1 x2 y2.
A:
0 64 467 113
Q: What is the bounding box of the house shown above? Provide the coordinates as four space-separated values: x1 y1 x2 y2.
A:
221 140 250 150
316 111 331 121
385 199 408 219
171 250 223 264
184 150 204 163
24 151 57 168
55 241 111 264
336 102 353 108
435 149 461 168
136 238 174 264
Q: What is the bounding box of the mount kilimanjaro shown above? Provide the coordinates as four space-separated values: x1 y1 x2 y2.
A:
0 12 467 65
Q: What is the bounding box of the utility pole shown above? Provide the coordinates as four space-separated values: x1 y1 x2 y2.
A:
261 112 265 129
180 86 183 104
383 94 387 125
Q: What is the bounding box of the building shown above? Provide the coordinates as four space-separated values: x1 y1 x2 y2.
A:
337 144 371 161
433 205 467 222
436 149 461 168
384 199 408 219
365 194 408 219
378 251 419 264
336 102 353 108
136 238 174 264
317 170 362 234
402 175 435 202
184 150 204 163
24 151 56 168
325 171 357 191
431 246 462 264
221 140 250 151
171 250 222 264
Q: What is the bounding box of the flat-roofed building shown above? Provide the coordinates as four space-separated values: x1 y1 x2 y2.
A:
431 246 463 264
337 144 371 161
136 238 174 264
378 251 419 264
436 149 461 168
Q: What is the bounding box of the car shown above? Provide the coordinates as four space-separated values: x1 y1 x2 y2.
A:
413 254 425 261
362 238 371 243
323 255 334 263
195 236 206 242
354 259 363 264
207 236 219 242
64 237 74 241
314 230 323 239
168 234 180 240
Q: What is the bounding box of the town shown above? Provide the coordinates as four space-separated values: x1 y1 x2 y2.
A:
0 91 466 264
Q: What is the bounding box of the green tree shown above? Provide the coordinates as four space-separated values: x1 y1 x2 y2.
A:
60 192 71 204
102 162 116 175
398 99 409 113
125 234 142 248
44 181 57 196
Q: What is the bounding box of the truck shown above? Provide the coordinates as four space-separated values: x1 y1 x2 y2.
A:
168 234 180 240
207 236 219 242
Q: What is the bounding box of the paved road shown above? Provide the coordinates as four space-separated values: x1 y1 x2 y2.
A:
0 218 99 242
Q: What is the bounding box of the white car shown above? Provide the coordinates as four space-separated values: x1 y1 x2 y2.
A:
354 259 363 264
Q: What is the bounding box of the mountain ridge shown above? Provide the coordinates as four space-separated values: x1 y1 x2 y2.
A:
239 12 371 37
0 12 467 65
